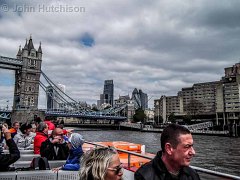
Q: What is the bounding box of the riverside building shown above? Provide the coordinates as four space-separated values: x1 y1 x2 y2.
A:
154 63 240 126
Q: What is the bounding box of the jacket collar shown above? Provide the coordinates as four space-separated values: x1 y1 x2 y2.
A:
153 151 194 177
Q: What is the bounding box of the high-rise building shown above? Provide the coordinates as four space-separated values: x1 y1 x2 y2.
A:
131 88 148 110
99 80 114 107
46 84 66 110
46 86 55 110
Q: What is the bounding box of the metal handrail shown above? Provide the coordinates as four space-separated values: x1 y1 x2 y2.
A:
84 141 240 180
191 166 240 180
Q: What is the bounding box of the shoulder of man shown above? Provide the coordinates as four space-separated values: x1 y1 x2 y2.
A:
182 166 200 180
134 161 154 180
41 138 52 146
13 133 20 139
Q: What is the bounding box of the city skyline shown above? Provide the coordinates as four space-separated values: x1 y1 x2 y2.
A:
1 1 240 109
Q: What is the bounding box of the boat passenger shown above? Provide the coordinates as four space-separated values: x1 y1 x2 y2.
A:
0 125 20 171
29 123 37 138
13 123 34 150
9 121 20 138
134 123 200 180
57 124 74 136
52 133 84 172
79 147 123 180
34 122 49 154
44 117 55 131
40 128 69 160
0 123 9 151
33 117 42 128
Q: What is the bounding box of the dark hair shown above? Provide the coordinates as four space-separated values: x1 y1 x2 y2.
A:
57 124 64 129
12 121 19 126
19 123 32 134
35 117 42 124
161 124 191 152
37 122 47 132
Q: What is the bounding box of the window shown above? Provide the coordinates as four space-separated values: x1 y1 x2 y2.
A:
28 59 36 68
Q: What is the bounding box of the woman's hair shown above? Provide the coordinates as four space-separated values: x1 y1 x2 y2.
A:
79 147 118 180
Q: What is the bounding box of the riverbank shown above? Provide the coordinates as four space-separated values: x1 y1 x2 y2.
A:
65 123 232 137
75 129 240 177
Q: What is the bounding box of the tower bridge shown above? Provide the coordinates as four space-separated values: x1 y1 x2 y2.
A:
0 36 127 123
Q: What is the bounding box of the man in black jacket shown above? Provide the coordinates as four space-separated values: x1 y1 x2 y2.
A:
40 128 69 160
0 124 20 171
135 124 200 180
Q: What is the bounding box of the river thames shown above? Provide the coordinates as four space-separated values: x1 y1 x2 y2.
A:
75 128 240 177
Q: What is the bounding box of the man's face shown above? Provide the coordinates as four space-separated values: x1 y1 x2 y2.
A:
43 124 49 134
53 129 64 144
25 128 31 135
14 123 20 130
170 134 195 168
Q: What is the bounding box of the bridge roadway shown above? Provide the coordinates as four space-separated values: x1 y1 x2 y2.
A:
45 110 127 120
0 55 23 70
0 109 127 121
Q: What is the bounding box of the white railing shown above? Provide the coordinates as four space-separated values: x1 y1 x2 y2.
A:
120 122 141 129
185 121 213 130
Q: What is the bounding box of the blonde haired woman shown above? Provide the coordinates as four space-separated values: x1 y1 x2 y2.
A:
79 147 123 180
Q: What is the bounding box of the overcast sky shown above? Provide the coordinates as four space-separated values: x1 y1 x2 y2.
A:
1 0 240 109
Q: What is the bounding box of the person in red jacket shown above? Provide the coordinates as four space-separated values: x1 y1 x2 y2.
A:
34 122 49 154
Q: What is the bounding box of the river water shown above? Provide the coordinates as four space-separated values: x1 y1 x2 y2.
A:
74 128 240 177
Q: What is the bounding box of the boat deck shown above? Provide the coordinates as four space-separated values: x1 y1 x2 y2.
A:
1 142 240 180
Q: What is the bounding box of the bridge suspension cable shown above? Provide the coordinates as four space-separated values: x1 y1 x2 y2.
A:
39 70 128 118
41 70 92 112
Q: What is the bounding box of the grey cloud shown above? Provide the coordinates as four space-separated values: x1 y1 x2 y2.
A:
1 0 240 108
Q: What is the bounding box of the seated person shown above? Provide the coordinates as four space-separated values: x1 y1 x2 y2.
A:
0 131 5 153
13 123 34 150
30 124 37 137
79 147 123 180
44 117 55 131
52 133 84 172
57 124 74 136
34 122 49 154
9 121 20 138
0 125 20 171
40 128 69 160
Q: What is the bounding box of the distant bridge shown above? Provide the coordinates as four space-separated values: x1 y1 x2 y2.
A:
45 110 127 120
0 37 129 123
0 108 127 122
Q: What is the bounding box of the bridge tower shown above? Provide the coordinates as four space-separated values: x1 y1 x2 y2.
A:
11 36 45 123
13 36 42 110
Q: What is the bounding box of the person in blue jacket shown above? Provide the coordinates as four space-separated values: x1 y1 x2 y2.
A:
52 133 84 172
